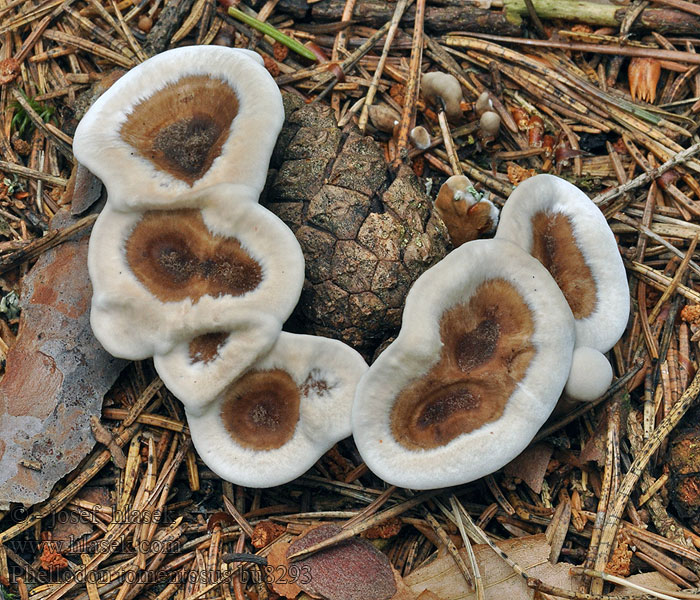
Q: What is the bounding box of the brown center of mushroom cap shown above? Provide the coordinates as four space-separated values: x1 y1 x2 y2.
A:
390 279 535 450
119 75 239 184
126 209 263 303
530 211 597 319
189 332 230 364
220 369 300 450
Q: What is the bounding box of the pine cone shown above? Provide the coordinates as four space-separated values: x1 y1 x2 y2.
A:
264 95 449 357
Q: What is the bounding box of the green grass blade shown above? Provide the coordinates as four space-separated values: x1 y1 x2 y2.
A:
227 6 317 62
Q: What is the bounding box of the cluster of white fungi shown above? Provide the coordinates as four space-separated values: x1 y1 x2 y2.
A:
73 46 628 490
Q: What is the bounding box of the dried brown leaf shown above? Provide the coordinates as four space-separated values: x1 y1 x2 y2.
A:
504 443 552 494
267 536 303 599
287 523 397 600
609 572 680 597
404 534 578 600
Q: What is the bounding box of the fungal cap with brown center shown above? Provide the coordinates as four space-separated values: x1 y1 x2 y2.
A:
73 45 283 210
88 183 305 361
187 333 368 488
153 312 282 416
435 175 499 246
495 174 629 352
421 71 464 121
352 238 575 489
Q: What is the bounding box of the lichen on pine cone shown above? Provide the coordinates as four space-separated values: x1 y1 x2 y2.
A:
263 94 449 356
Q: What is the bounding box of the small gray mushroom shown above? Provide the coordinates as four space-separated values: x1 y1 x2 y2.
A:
421 71 464 121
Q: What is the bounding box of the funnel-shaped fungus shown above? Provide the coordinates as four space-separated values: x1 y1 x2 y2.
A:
435 175 499 246
495 175 629 400
73 46 283 210
421 72 463 121
496 174 628 351
88 183 305 361
353 239 575 489
187 333 368 487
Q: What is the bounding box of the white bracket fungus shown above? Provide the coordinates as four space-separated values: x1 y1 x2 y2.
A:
153 312 281 417
496 174 630 401
73 46 283 211
187 333 368 488
75 46 307 420
88 183 304 365
352 238 575 489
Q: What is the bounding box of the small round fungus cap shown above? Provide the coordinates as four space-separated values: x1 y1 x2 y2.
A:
410 125 431 150
565 346 613 402
88 183 305 360
421 71 463 121
479 111 501 137
475 91 493 117
187 332 368 488
352 238 575 489
495 174 629 353
73 45 283 210
367 104 400 134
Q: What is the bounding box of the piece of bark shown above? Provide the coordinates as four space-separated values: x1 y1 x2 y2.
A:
503 0 700 33
249 0 309 19
50 485 110 547
62 70 126 139
144 0 198 56
0 207 127 507
310 0 522 35
404 534 578 600
309 0 700 35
